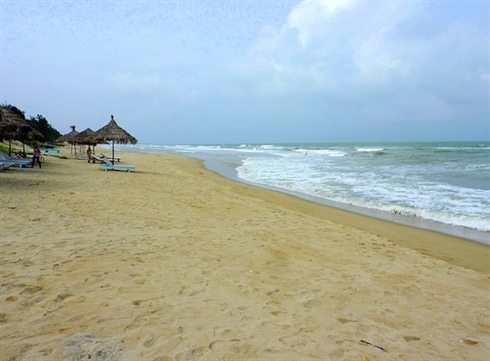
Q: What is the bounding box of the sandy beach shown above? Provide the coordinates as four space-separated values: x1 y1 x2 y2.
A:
1 147 489 361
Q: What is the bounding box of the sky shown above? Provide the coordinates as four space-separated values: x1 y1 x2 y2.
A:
1 0 489 144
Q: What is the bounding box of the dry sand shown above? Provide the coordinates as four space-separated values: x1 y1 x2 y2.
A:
1 147 489 361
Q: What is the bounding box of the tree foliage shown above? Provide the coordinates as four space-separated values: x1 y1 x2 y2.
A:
27 114 62 143
1 104 24 117
1 103 62 143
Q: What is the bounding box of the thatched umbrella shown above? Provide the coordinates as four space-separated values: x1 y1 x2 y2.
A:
72 128 95 144
18 128 44 154
2 127 44 156
72 128 97 161
0 106 36 155
92 115 137 163
0 106 31 136
58 126 79 154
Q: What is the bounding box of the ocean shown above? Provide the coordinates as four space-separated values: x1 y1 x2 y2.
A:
111 141 490 244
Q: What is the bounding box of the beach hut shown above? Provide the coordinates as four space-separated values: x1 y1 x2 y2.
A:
91 115 137 163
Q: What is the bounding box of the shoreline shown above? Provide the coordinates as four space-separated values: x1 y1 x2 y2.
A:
189 154 490 275
110 143 489 244
85 146 490 272
1 147 489 360
185 151 490 245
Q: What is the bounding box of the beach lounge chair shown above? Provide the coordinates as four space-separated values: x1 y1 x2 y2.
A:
101 153 121 162
99 157 135 172
0 162 12 170
75 152 88 160
13 152 44 163
1 151 33 163
0 151 31 168
91 154 107 163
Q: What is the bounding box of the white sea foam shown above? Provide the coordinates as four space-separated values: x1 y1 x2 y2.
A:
355 147 385 152
234 142 490 236
114 141 490 240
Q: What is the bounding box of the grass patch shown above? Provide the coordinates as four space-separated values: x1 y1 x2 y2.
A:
0 144 31 156
0 144 20 153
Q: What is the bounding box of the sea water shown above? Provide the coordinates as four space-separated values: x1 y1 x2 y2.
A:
113 142 490 244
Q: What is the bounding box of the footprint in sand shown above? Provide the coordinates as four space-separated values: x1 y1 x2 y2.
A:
20 285 43 295
328 348 344 359
55 293 74 302
403 335 421 342
0 313 8 324
303 299 322 309
337 317 357 324
142 334 158 348
208 338 242 351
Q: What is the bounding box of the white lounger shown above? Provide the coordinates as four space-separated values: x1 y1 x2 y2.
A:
91 154 121 163
99 157 135 172
0 151 31 168
101 153 121 162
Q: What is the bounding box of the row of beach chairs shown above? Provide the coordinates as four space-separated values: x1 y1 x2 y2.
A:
0 151 36 170
75 153 134 172
0 150 135 172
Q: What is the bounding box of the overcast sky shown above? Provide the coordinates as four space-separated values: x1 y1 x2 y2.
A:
1 0 489 144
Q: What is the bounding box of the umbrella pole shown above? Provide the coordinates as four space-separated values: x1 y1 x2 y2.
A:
112 140 115 163
8 139 11 156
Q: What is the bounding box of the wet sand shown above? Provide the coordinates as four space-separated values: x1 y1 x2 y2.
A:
1 148 489 360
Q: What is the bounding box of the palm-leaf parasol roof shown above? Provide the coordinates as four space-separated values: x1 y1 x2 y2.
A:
12 128 45 154
0 106 31 137
19 127 44 141
0 106 40 154
72 128 96 145
1 125 43 142
92 115 137 162
92 115 137 144
58 125 79 144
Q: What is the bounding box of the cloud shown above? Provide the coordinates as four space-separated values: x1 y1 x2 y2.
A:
1 0 487 143
286 0 353 47
245 1 422 89
235 0 487 126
